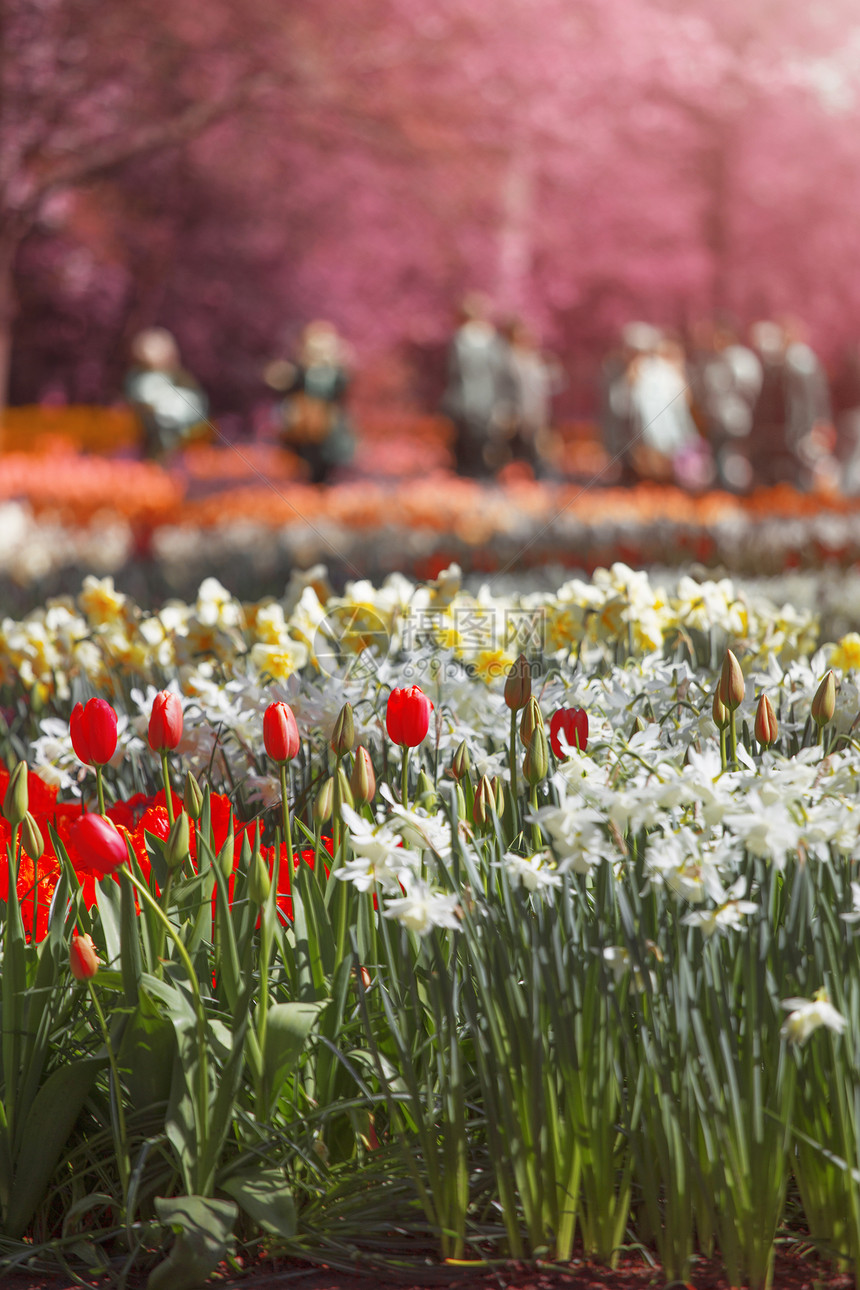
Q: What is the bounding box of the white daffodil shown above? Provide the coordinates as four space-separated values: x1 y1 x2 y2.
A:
781 990 847 1045
501 850 562 893
382 880 461 936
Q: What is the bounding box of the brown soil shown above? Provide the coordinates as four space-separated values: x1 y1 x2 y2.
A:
0 1250 854 1290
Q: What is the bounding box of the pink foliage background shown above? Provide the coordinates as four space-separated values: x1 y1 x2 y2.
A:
4 0 860 416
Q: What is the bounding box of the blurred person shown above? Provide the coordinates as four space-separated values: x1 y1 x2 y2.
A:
441 293 508 477
832 344 860 493
125 328 209 460
695 318 761 492
626 329 706 486
498 318 562 477
783 317 835 489
599 322 658 484
266 320 354 485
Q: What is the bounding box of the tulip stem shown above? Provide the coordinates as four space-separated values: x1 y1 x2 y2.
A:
87 980 130 1209
719 724 728 773
332 762 342 860
728 711 738 771
509 709 519 833
161 750 174 824
95 766 106 816
530 785 543 850
279 763 293 872
123 869 210 1190
401 747 411 807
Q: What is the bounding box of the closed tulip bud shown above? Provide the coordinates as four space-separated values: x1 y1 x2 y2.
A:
712 684 729 730
183 771 204 821
549 707 589 759
350 746 376 804
473 774 494 828
69 932 100 982
455 782 467 819
491 776 505 816
719 649 745 711
519 695 545 749
71 813 128 877
386 686 433 747
629 714 647 738
451 740 470 780
811 670 836 727
754 694 778 747
70 697 118 767
314 776 334 826
331 702 355 757
248 845 271 906
3 761 28 829
148 691 183 752
165 811 190 870
263 701 299 762
336 766 354 810
416 769 437 810
21 812 44 861
523 726 549 786
504 654 532 711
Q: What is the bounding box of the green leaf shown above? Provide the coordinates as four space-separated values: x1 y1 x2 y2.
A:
220 1165 296 1238
120 870 144 1007
117 992 176 1112
263 1001 320 1095
147 1195 236 1290
4 1057 105 1238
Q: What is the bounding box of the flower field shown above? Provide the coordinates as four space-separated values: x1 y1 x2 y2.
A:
3 564 860 1288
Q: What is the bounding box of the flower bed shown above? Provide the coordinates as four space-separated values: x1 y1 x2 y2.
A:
2 566 860 1288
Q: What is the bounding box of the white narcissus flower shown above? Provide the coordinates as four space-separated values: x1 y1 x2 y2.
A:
842 882 860 924
501 851 562 893
781 991 847 1045
383 880 461 936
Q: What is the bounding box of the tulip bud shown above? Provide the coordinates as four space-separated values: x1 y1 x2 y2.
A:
455 782 467 819
712 684 729 730
719 649 745 712
69 932 100 981
165 811 190 870
519 696 545 749
350 746 376 805
331 702 355 757
386 686 433 748
504 654 532 711
148 691 183 752
754 694 778 747
248 845 271 906
70 698 118 767
491 776 505 816
3 761 28 829
451 740 470 780
314 776 334 826
183 771 204 821
629 714 647 738
71 814 128 878
263 701 300 763
416 769 437 811
523 726 549 786
21 812 44 862
473 774 494 828
336 766 354 811
811 670 836 728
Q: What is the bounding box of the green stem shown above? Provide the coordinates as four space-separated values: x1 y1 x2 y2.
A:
87 980 130 1206
530 785 543 850
160 750 174 824
332 759 342 860
401 747 411 807
95 765 106 816
719 724 728 773
123 869 209 1188
728 710 738 771
509 709 519 834
279 763 293 870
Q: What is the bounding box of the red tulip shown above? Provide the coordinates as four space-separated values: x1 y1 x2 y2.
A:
70 698 118 766
148 691 183 751
70 813 128 878
386 686 433 747
69 931 100 981
263 701 300 762
549 707 588 759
